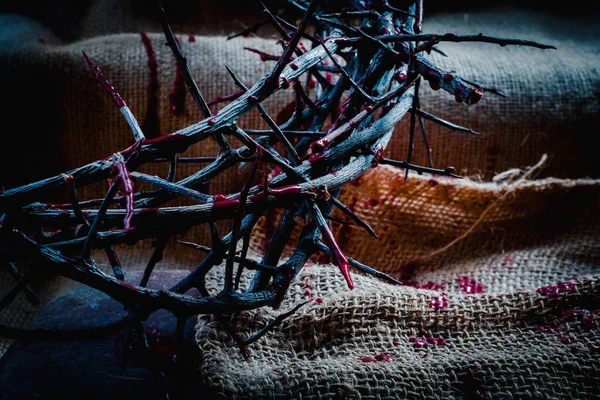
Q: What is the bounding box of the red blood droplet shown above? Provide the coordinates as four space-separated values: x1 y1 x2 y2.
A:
557 335 573 344
212 194 227 202
169 44 187 116
139 32 160 138
429 292 449 310
395 71 407 82
374 353 393 362
310 138 329 153
454 86 465 103
280 77 291 89
409 334 447 348
358 353 393 362
364 198 380 209
445 165 456 174
422 68 442 91
308 153 325 164
537 280 576 297
458 277 485 294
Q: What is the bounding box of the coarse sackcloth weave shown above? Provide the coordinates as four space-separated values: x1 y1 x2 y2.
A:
0 2 598 398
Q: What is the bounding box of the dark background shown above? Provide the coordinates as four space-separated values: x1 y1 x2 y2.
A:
2 0 599 42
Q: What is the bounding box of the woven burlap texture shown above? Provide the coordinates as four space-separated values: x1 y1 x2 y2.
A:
1 4 599 396
196 168 600 399
2 7 599 192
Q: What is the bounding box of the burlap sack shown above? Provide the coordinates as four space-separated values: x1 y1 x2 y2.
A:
1 3 599 397
196 167 600 399
1 5 598 191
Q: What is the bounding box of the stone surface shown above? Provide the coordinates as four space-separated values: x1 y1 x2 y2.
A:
0 270 204 400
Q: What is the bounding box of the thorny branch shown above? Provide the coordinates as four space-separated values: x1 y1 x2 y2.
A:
0 0 553 382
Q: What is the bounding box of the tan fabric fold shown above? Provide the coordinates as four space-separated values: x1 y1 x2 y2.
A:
197 170 600 399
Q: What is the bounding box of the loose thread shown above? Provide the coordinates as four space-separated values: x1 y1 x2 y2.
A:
416 154 548 262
